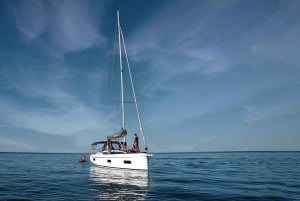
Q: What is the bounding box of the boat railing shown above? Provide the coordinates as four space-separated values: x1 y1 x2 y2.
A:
91 143 125 154
91 147 101 154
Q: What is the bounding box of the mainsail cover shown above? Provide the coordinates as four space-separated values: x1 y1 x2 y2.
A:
107 128 127 139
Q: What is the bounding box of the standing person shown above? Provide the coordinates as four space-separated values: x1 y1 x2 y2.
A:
132 133 140 152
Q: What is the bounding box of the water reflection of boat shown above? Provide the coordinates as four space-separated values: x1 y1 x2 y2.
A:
89 166 150 200
90 166 150 186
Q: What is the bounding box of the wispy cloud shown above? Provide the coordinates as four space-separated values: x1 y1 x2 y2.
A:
0 127 82 152
244 90 300 122
13 1 47 42
127 0 300 98
0 61 113 136
13 0 106 53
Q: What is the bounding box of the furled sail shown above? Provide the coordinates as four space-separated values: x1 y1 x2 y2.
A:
107 128 127 140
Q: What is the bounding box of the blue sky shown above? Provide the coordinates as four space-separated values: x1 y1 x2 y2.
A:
0 0 299 153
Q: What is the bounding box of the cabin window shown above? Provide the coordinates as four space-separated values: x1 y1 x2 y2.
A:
124 160 131 164
107 159 111 163
93 158 95 161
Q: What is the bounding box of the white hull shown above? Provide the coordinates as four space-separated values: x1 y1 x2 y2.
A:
90 152 151 170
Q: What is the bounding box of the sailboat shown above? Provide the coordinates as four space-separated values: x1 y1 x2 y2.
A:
90 11 152 170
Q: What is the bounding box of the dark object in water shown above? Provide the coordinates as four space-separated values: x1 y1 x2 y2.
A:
78 155 87 163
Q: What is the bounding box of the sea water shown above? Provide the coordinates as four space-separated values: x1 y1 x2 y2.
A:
0 152 299 200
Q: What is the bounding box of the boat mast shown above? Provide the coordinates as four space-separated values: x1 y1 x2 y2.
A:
117 11 126 137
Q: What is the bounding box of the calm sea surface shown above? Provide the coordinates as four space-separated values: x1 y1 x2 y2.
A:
0 152 299 200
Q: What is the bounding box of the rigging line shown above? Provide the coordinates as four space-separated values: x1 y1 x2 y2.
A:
120 28 147 150
103 100 135 104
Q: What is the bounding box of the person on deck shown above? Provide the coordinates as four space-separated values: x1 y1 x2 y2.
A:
122 142 129 152
132 133 140 152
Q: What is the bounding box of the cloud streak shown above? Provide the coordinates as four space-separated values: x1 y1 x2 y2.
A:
127 0 300 98
0 59 113 137
13 0 106 53
244 89 300 122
